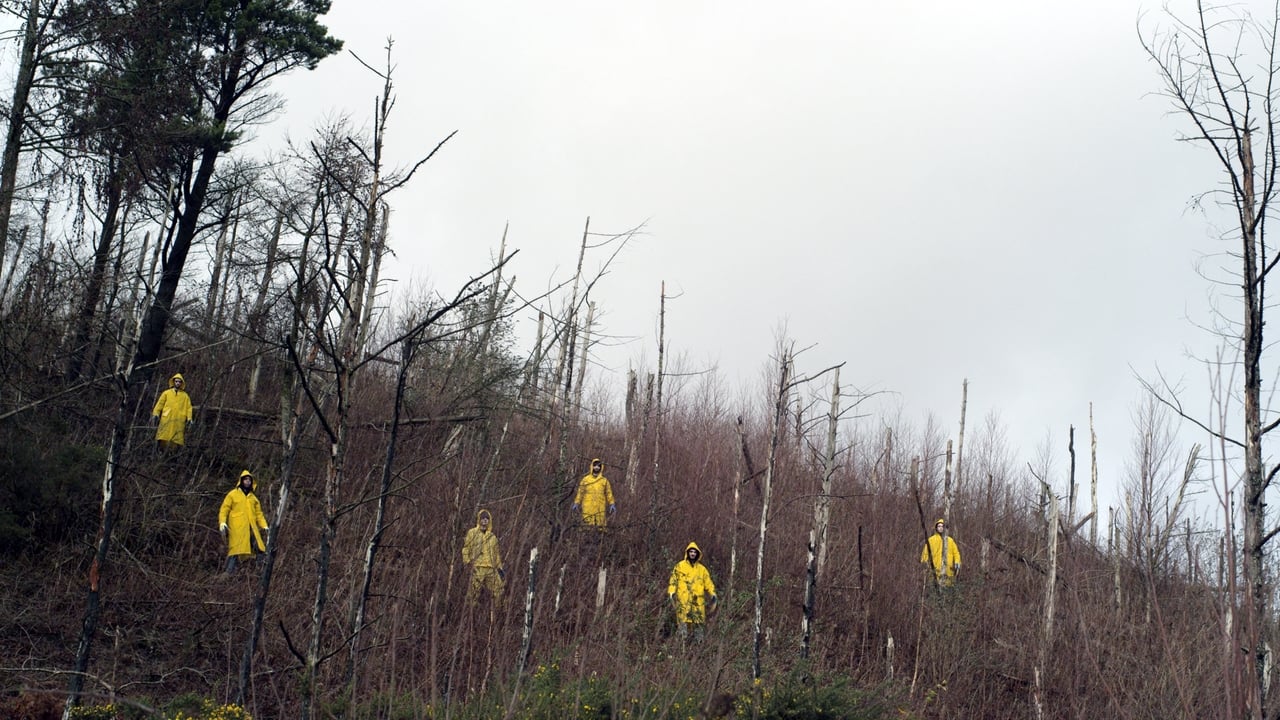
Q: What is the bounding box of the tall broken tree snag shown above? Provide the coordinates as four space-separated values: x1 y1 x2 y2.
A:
800 365 842 660
1033 483 1059 720
1143 5 1280 714
649 281 668 553
955 378 968 499
751 344 839 679
1090 403 1099 547
753 347 791 681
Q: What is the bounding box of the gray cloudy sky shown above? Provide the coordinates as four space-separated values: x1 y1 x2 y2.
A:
262 1 1248 513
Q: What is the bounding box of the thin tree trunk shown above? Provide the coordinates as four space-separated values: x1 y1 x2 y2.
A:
247 212 285 402
1033 485 1059 720
236 339 311 704
1068 425 1077 526
800 367 840 659
650 283 666 553
573 301 594 423
1090 403 1099 547
64 227 159 717
344 331 414 695
67 163 124 381
955 378 968 498
729 415 747 596
0 0 43 276
942 439 953 521
625 373 653 495
753 348 791 680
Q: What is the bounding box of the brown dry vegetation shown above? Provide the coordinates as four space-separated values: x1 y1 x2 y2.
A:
0 299 1236 718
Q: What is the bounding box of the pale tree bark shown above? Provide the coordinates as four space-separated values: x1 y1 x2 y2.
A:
650 282 667 553
204 196 237 338
942 439 953 521
753 348 791 680
572 301 594 423
247 211 286 402
729 415 751 596
800 366 841 659
1090 403 1099 547
1033 485 1059 720
625 372 653 494
955 378 968 498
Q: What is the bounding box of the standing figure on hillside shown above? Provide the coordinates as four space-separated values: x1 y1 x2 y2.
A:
219 470 269 574
461 509 505 607
151 373 193 448
572 458 615 529
921 518 961 586
668 541 718 640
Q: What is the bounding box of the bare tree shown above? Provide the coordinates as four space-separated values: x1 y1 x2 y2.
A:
1143 4 1280 713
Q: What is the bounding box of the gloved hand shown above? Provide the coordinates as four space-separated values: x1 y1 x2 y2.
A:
571 503 580 512
219 523 228 534
669 594 678 608
498 569 506 580
708 595 718 615
607 504 616 515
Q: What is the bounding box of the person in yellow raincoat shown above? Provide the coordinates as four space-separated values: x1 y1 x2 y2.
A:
921 518 961 586
572 458 615 529
668 541 717 640
151 373 193 447
219 470 269 574
461 509 504 606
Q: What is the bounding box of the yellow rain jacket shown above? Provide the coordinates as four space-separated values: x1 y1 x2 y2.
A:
462 509 502 569
573 458 615 527
668 542 717 624
462 509 504 604
219 471 268 558
152 373 193 445
921 523 961 584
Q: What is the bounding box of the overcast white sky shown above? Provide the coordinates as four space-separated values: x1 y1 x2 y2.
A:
258 0 1258 517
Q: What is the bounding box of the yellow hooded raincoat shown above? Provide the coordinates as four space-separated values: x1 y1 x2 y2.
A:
921 519 961 585
152 373 193 445
462 509 504 604
668 542 717 624
573 458 615 528
219 471 268 558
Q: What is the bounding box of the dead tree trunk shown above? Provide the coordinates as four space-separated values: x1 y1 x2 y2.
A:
1033 485 1059 720
1090 403 1099 547
955 378 968 497
649 282 667 554
753 348 791 680
800 367 840 659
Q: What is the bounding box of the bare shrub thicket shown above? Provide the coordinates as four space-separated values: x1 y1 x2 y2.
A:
0 5 1258 720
